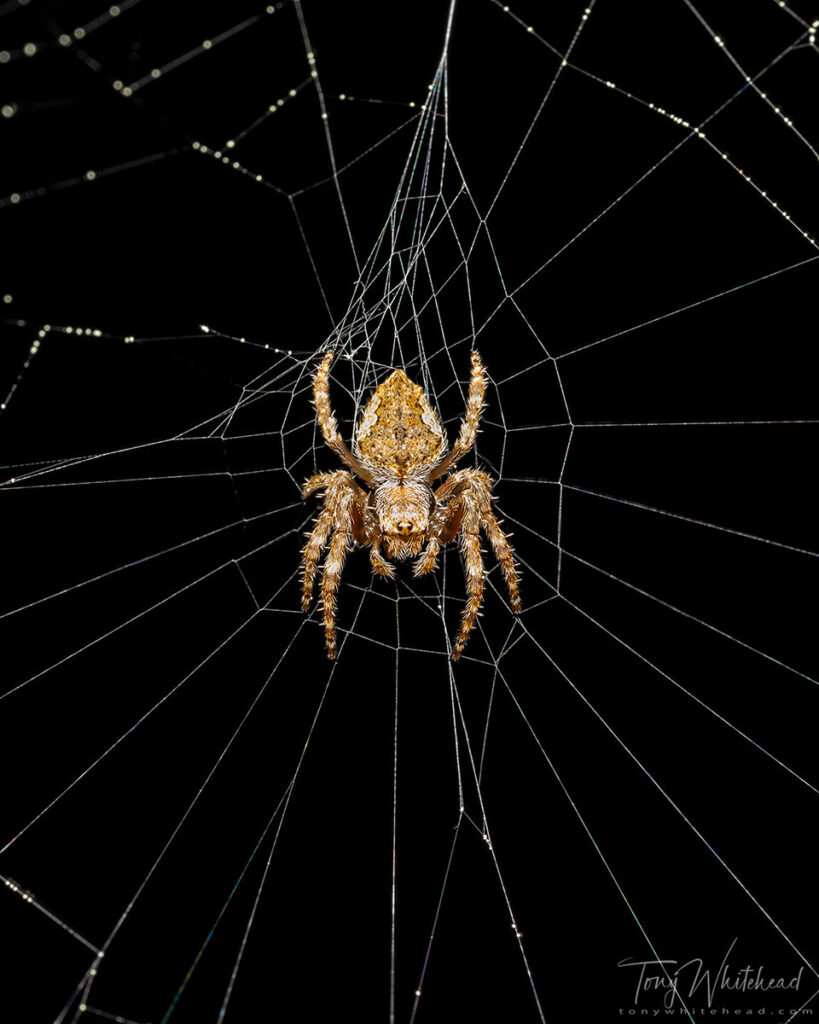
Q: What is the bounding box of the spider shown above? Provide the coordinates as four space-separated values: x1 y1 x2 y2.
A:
301 350 521 660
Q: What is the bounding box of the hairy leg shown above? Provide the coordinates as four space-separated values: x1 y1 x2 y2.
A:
370 539 396 579
428 351 487 481
301 505 335 613
413 470 469 576
300 471 344 611
430 468 521 659
301 471 367 657
453 501 484 660
482 510 521 613
312 352 373 482
413 538 440 576
321 519 351 659
301 470 341 501
430 468 485 531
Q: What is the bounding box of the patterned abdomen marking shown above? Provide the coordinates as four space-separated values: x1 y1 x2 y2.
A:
355 370 446 476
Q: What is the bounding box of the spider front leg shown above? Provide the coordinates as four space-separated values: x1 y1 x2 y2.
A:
313 352 373 483
428 351 487 482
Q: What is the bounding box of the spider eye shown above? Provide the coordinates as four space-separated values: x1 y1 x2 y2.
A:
396 521 413 536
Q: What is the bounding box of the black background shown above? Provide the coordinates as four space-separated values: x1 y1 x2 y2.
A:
1 2 818 1022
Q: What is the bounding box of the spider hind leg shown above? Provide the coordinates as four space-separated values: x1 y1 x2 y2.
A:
483 512 521 614
300 470 367 659
452 524 485 660
430 469 521 660
320 523 352 659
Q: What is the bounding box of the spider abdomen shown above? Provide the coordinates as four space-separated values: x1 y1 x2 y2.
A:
354 370 446 476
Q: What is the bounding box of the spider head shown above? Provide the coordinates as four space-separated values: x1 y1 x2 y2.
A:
376 480 433 560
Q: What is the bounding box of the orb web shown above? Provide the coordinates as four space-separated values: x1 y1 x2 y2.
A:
1 1 818 1021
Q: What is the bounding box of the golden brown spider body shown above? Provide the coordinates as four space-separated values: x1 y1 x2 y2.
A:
301 350 520 660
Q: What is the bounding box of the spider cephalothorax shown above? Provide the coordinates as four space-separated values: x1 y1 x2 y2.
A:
301 350 521 659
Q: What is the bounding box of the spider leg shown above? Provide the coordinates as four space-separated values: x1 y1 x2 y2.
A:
428 351 487 482
301 471 367 658
414 472 465 575
320 519 352 659
370 539 396 579
301 503 335 613
453 503 485 661
481 508 521 614
300 471 345 611
412 538 440 576
313 352 373 483
301 471 337 501
430 469 520 659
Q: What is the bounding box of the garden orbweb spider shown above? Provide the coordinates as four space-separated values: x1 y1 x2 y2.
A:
301 350 521 659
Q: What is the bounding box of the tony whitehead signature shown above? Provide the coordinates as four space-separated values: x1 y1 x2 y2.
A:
619 938 804 1008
